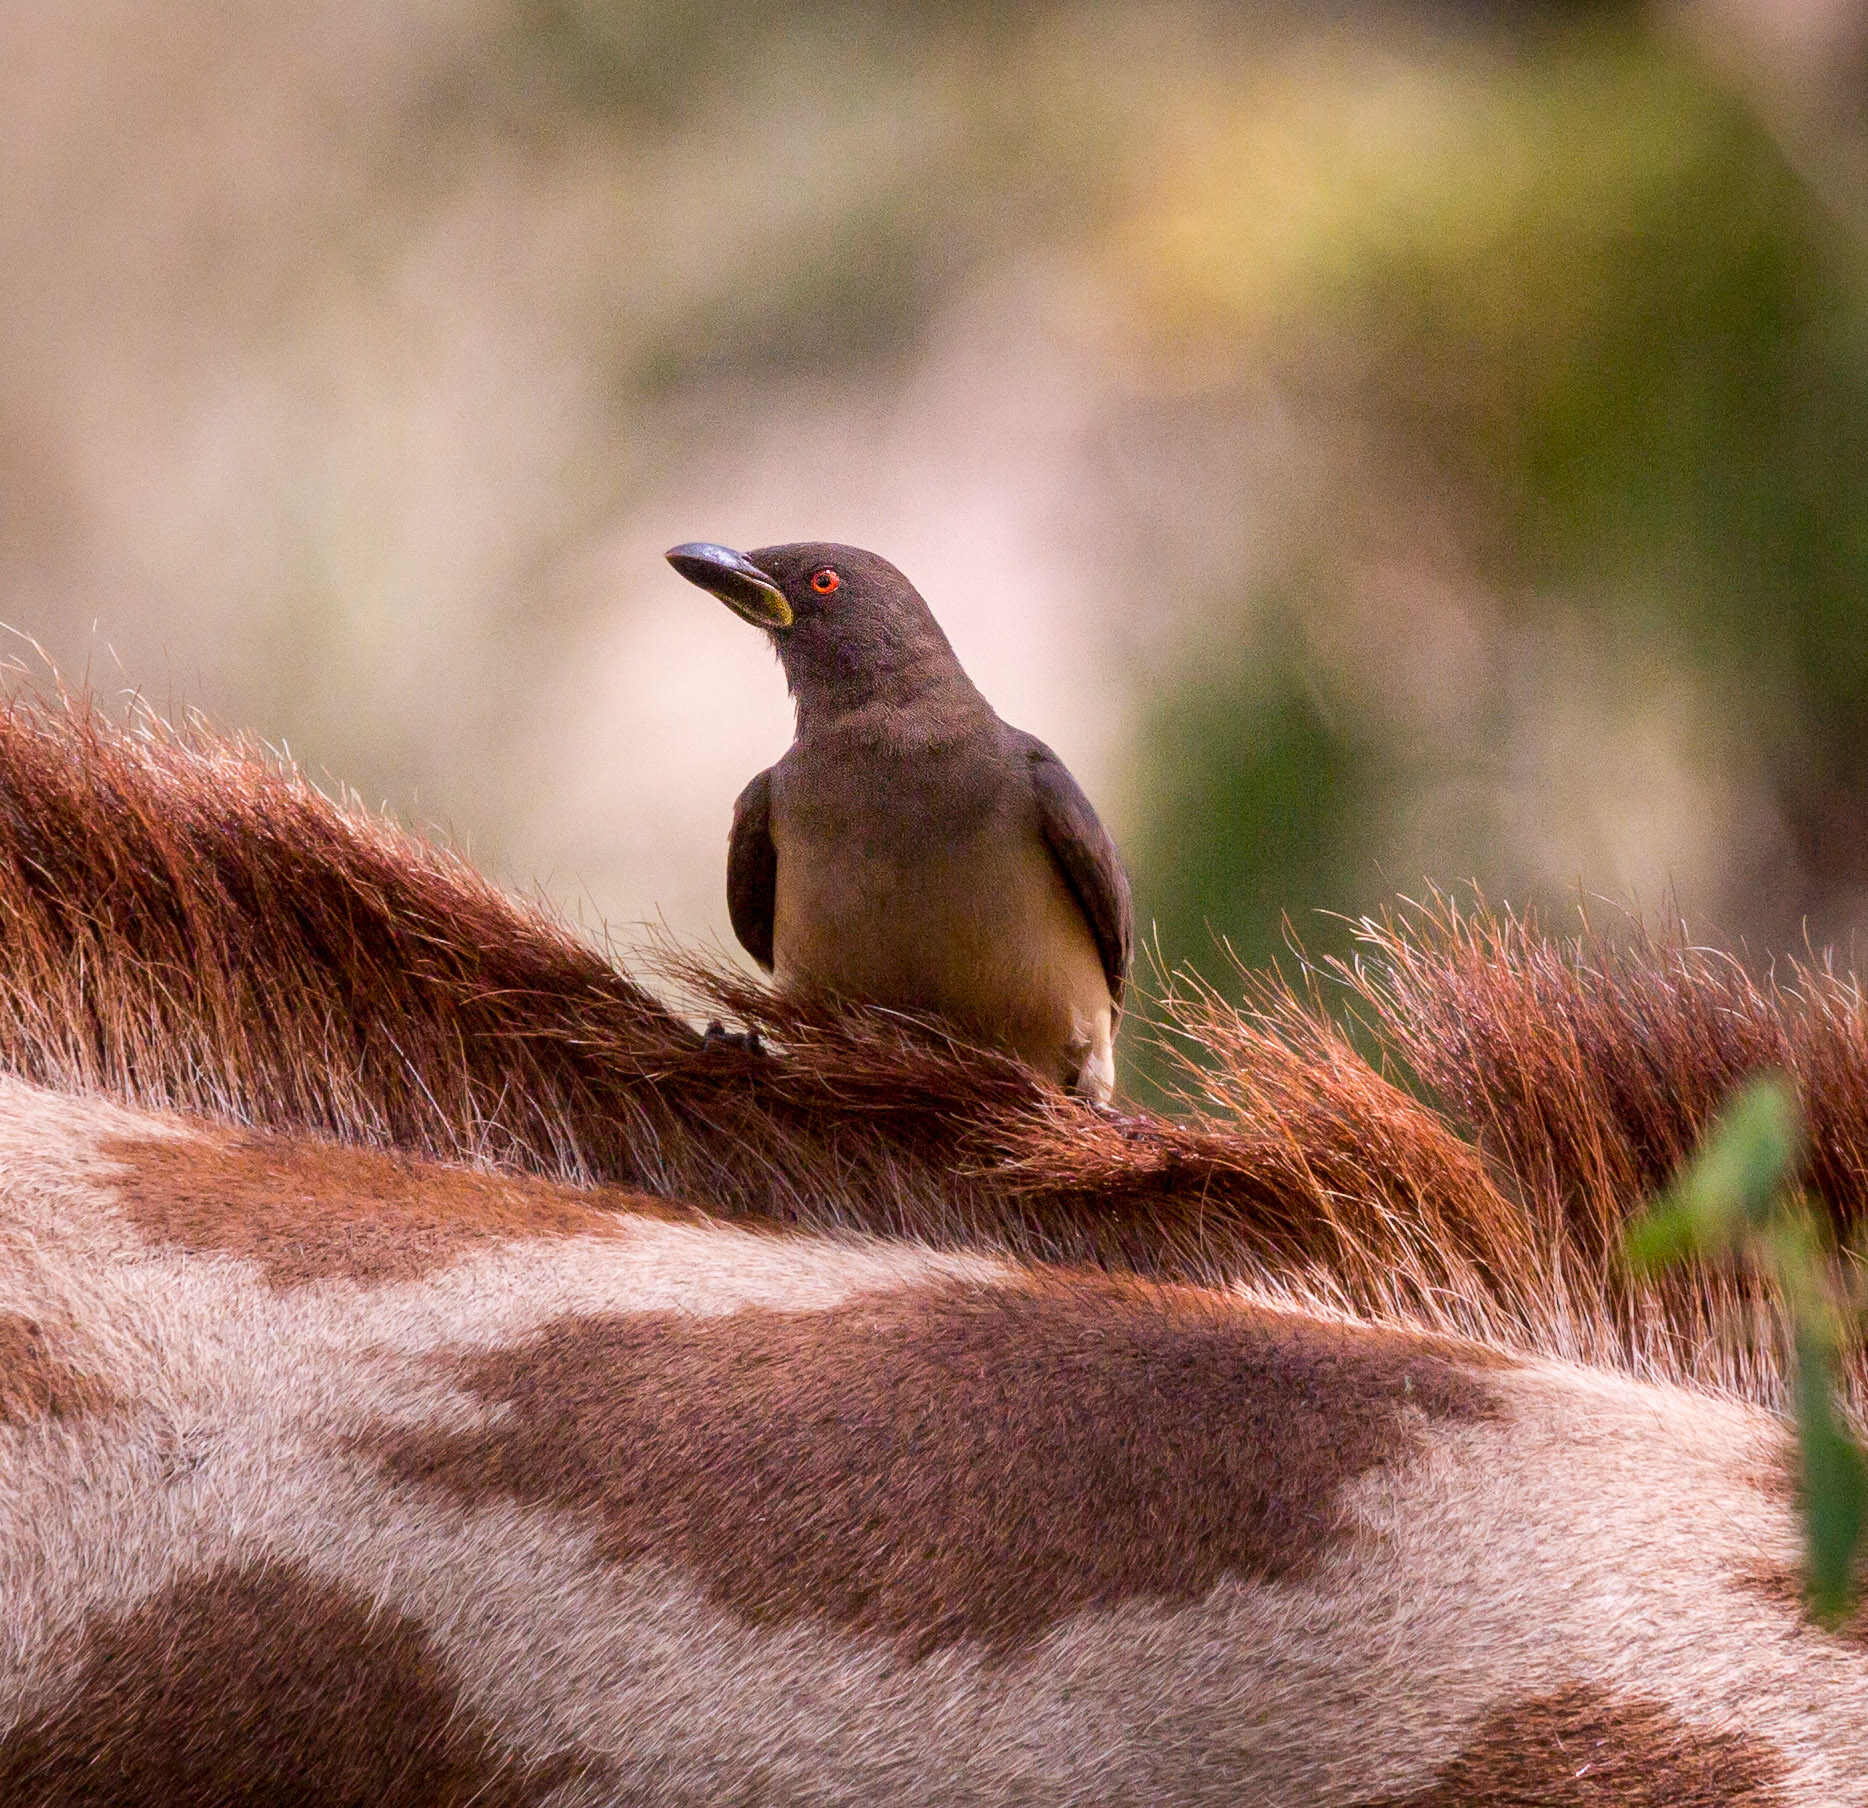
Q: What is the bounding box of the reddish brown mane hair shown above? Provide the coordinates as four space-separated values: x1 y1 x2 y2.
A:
0 691 1862 1405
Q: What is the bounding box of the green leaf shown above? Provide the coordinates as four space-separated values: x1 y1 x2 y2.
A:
1623 1073 1802 1270
1795 1324 1868 1624
1621 1196 1707 1271
1625 1075 1863 1620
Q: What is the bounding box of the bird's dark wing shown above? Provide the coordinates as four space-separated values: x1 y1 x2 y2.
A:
1016 730 1133 1013
726 767 778 971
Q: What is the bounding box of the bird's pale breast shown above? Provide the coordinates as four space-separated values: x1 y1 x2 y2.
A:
769 774 1112 1090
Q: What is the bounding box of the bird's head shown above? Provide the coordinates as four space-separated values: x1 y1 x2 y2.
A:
666 540 973 720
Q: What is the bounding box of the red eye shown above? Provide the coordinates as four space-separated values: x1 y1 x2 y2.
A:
811 568 840 594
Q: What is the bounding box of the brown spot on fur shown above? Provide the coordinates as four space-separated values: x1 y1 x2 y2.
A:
1741 1560 1868 1650
0 1313 118 1425
104 1130 680 1288
1354 1684 1789 1805
0 1559 593 1806
1742 1446 1798 1506
369 1272 1502 1655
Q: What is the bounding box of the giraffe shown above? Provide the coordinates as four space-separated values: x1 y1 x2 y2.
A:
0 697 1861 1805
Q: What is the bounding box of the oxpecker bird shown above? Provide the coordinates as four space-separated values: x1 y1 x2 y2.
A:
667 540 1132 1102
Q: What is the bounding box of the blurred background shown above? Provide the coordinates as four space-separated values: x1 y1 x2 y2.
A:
5 0 1868 1076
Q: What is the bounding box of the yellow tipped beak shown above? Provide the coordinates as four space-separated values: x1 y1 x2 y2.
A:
666 543 793 629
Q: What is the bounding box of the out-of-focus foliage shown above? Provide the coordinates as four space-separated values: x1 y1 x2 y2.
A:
1627 1075 1866 1624
1139 602 1377 980
5 0 1868 1079
484 0 1129 385
1120 21 1868 981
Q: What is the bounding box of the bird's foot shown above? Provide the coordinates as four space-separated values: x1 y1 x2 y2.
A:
1088 1100 1153 1140
702 1021 767 1057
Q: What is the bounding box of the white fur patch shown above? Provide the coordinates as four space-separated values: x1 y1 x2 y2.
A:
0 1074 1860 1803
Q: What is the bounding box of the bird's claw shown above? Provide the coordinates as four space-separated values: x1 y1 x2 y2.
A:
703 1021 767 1057
1089 1101 1153 1140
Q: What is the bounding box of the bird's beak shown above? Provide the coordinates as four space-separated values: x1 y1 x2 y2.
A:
665 543 793 629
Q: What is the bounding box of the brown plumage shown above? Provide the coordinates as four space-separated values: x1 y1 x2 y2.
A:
668 541 1132 1101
